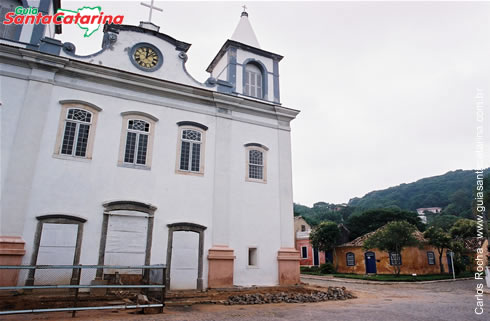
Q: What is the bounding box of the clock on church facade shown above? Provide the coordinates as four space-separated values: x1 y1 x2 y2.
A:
130 43 163 71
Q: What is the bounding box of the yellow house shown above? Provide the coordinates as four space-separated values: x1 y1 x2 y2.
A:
334 229 455 275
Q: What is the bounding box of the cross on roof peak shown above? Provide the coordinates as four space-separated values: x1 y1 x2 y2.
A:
140 0 163 23
241 4 249 17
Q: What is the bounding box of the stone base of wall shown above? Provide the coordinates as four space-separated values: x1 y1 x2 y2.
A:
0 236 26 286
277 248 300 285
207 245 235 288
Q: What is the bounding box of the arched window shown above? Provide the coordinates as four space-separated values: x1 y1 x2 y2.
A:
245 143 268 183
54 101 101 160
176 121 207 175
346 252 355 266
118 112 158 169
244 63 263 99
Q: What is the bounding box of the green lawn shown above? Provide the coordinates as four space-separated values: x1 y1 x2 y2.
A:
301 271 475 282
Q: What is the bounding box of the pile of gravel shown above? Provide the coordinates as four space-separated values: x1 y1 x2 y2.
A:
225 287 355 305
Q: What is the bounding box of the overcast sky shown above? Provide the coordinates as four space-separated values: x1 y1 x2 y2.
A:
57 1 490 206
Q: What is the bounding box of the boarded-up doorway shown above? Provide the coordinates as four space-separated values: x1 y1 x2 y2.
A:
166 223 206 291
96 201 156 281
27 215 85 286
169 231 199 289
105 214 148 275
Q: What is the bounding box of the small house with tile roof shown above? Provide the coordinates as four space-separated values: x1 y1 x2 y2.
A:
334 226 454 275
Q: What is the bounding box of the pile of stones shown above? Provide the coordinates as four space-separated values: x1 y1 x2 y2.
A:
225 287 355 305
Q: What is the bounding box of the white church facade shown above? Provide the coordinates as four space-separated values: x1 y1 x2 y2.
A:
0 1 300 290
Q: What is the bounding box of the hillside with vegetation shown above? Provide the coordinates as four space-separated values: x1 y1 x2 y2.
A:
347 169 489 218
294 169 489 240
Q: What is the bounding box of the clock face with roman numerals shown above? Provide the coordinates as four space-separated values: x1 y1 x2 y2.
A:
130 43 163 72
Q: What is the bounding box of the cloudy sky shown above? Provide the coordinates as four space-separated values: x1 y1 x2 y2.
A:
57 1 490 206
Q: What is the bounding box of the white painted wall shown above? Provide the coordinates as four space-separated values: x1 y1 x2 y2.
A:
1 25 297 289
210 51 229 81
60 29 210 88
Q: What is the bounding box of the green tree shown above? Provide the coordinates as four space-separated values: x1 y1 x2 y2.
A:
448 239 467 275
310 221 340 268
423 227 452 273
346 208 424 240
428 215 459 232
363 221 420 275
449 218 478 239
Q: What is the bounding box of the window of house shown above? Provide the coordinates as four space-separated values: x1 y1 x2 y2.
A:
54 101 101 160
61 109 92 157
118 112 157 169
176 122 207 175
248 247 258 266
244 63 263 99
245 144 268 183
124 120 150 165
389 252 402 266
346 252 355 266
301 225 306 232
301 246 308 259
427 251 435 265
180 129 202 171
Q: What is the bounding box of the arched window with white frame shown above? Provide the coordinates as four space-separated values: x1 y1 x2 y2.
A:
54 101 101 160
176 121 208 175
118 112 158 169
245 143 268 183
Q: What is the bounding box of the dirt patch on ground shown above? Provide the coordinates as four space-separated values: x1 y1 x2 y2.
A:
0 284 356 314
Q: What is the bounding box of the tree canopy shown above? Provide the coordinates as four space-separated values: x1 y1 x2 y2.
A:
309 221 341 253
423 226 452 273
346 208 424 240
449 218 479 239
428 215 460 232
293 203 345 226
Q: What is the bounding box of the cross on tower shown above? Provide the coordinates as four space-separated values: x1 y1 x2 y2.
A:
140 0 163 23
242 5 247 12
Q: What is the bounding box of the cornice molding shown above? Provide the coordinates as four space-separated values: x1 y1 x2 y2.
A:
0 44 300 124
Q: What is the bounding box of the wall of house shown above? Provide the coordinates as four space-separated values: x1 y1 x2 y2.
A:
334 246 451 275
294 217 310 233
296 238 326 266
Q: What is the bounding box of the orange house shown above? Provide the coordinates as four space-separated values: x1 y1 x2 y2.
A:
334 229 455 275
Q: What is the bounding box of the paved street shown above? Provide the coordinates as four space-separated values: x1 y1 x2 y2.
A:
3 278 489 321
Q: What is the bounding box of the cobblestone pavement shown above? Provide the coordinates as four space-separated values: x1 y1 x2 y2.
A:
2 278 489 321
